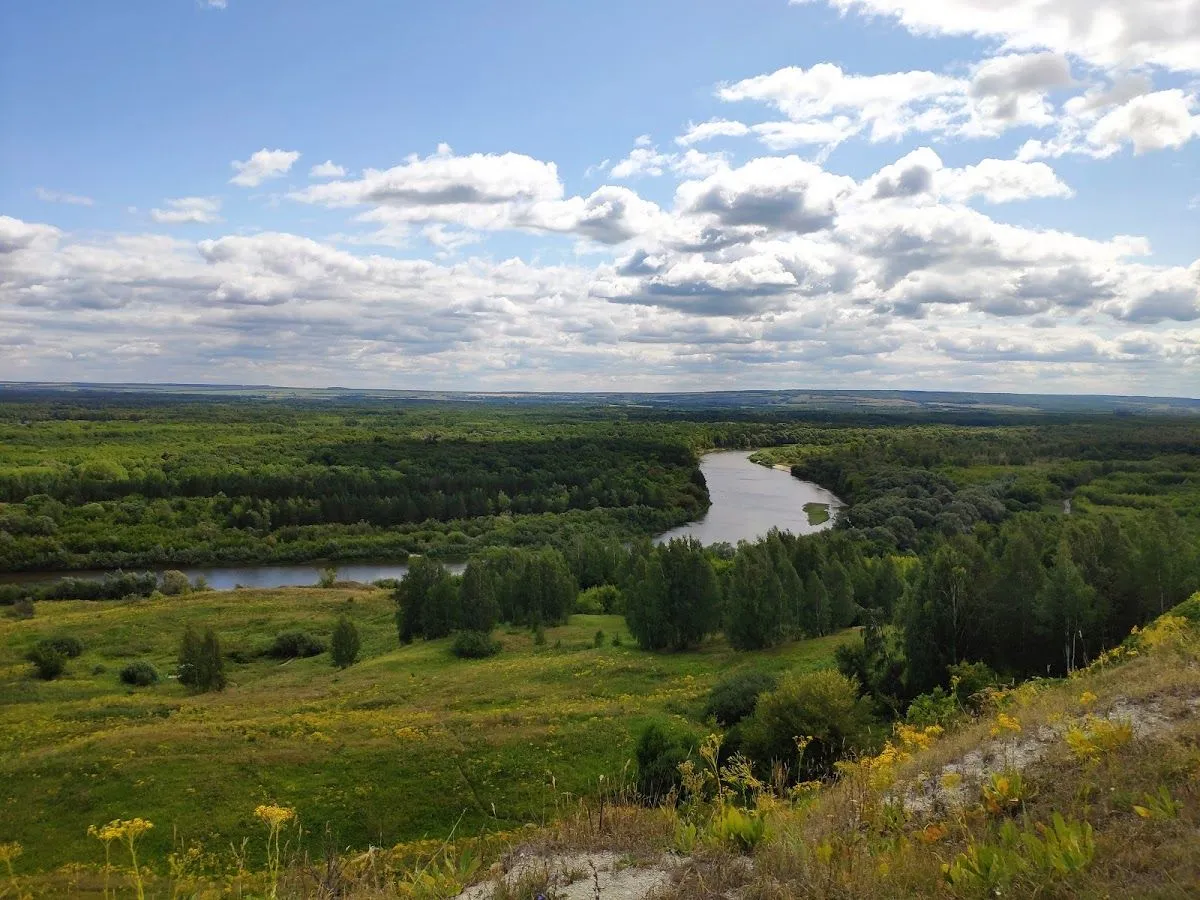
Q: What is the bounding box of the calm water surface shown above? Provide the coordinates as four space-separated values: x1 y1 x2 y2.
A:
655 450 841 545
5 451 840 590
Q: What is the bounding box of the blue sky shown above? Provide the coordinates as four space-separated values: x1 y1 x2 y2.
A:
1 0 1198 394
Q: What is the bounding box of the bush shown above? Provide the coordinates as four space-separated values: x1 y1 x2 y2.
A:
318 566 339 588
5 597 35 619
159 570 191 596
28 643 66 680
634 721 693 801
593 629 606 648
266 631 326 659
331 615 360 668
704 669 778 726
40 635 84 658
742 670 874 779
119 660 160 686
451 630 501 659
576 585 623 615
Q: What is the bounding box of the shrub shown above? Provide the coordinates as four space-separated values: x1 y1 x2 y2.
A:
159 570 191 596
40 635 84 658
742 670 874 779
593 629 606 648
704 669 778 727
318 566 338 588
634 721 693 801
6 597 34 619
179 626 226 692
576 585 624 615
266 631 326 659
331 616 361 668
28 643 66 680
451 630 500 659
119 661 161 687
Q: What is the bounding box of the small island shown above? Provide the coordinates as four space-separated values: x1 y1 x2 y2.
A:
803 502 831 525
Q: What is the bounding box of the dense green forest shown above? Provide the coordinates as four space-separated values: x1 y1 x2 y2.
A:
3 392 1199 711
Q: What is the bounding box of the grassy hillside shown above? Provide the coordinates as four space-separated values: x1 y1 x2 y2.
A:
0 586 852 874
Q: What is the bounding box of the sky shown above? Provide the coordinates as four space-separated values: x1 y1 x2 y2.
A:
1 0 1198 396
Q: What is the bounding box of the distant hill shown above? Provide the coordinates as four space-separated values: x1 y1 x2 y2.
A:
2 381 1198 416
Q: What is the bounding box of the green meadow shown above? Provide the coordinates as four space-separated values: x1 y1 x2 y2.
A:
0 587 851 872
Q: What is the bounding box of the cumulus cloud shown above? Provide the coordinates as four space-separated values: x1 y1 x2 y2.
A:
309 160 347 178
676 119 752 146
794 0 1200 74
35 187 94 207
292 144 562 209
230 148 301 187
150 196 222 224
1020 88 1200 158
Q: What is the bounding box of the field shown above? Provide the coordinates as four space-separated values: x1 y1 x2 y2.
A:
0 586 852 872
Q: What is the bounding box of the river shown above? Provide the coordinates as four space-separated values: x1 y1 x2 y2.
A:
4 451 840 590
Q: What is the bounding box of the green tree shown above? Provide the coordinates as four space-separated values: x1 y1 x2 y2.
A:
197 627 226 692
1036 540 1099 675
177 624 202 687
724 543 786 651
742 670 873 779
331 615 360 668
457 562 500 633
395 557 456 642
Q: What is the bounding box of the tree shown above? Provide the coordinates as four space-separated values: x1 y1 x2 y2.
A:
331 615 360 668
901 540 985 693
742 670 873 780
724 543 786 651
197 627 226 691
159 570 191 596
457 562 500 633
625 539 719 651
1036 540 1099 675
177 625 202 687
824 559 857 630
394 557 456 642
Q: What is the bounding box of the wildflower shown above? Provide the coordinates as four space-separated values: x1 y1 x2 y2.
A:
1079 691 1098 708
989 713 1022 737
254 804 297 830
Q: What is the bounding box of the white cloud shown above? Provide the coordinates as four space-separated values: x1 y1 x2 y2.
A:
611 146 674 178
1020 88 1200 158
939 158 1074 203
794 0 1200 74
230 148 301 187
1087 89 1200 154
309 160 347 179
150 197 223 225
35 187 94 207
291 145 563 209
676 119 752 146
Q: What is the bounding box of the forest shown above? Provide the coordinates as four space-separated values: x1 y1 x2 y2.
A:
3 390 1200 892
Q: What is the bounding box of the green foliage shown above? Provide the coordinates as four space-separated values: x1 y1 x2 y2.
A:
330 616 360 668
179 626 226 692
394 557 458 642
27 643 65 680
266 631 326 659
625 538 720 651
317 566 339 588
945 815 1095 896
159 570 191 596
38 635 84 658
450 630 501 659
118 661 160 687
704 669 778 727
708 803 767 852
575 584 623 615
593 629 605 648
634 721 693 801
742 670 873 779
457 562 500 633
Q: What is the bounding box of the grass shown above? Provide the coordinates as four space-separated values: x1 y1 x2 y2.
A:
802 503 830 526
0 587 852 874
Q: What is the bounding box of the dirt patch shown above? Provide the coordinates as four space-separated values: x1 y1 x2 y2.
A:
903 694 1200 817
456 849 688 900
